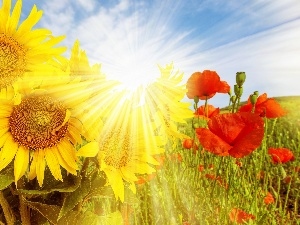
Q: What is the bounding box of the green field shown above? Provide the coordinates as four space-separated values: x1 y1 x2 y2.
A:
123 96 300 225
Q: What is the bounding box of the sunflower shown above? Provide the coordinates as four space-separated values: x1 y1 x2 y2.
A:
144 63 194 144
0 0 66 89
69 40 102 81
65 40 120 141
0 72 99 187
97 100 164 202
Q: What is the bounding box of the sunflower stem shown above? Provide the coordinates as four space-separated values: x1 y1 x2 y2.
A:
19 195 31 225
0 190 16 225
80 158 90 178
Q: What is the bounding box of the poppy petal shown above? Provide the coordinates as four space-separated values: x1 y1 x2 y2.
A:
196 128 230 156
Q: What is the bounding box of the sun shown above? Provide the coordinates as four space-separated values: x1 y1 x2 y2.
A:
101 50 162 92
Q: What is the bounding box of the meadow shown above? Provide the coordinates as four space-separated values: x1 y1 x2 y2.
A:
118 96 300 225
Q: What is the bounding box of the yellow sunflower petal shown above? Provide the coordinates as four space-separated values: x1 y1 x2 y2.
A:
15 5 42 35
76 141 99 157
51 146 76 175
127 161 156 175
14 145 29 184
0 134 18 171
0 0 11 29
128 182 136 194
56 139 78 170
105 169 125 202
120 167 138 182
35 150 46 187
28 151 37 180
45 148 62 181
7 0 22 34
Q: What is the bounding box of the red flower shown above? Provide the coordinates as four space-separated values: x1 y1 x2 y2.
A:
264 192 275 205
195 104 220 119
229 208 255 224
239 93 287 118
268 148 295 163
183 139 194 149
186 70 230 100
198 165 204 172
196 112 264 158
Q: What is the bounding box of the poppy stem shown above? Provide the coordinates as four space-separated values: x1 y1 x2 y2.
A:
205 96 208 118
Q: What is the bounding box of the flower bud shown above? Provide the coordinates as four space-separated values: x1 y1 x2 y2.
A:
230 95 236 103
234 84 243 97
194 96 199 104
236 72 246 87
253 91 259 96
250 94 258 105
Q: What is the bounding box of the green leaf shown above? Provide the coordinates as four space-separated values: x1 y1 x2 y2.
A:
24 199 61 225
84 171 114 200
17 168 81 195
0 164 14 190
58 176 91 220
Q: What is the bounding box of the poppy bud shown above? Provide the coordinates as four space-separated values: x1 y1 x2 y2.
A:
230 95 236 104
236 72 246 87
253 91 259 96
183 139 193 149
194 96 199 104
234 85 243 97
250 94 258 105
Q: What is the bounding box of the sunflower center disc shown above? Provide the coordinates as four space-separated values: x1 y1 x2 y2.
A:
9 94 68 150
0 33 26 88
103 130 132 169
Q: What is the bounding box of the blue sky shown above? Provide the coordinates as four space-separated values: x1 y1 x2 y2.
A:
13 0 300 106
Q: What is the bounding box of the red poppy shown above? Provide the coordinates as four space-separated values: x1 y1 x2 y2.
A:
239 93 286 118
229 208 255 224
264 192 275 205
268 148 295 163
183 139 194 149
186 70 230 100
198 165 204 172
195 104 220 119
196 112 264 158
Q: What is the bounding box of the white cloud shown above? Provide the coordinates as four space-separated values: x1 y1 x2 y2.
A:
36 0 300 106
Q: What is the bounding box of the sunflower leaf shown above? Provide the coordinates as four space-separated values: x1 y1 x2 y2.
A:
17 168 81 195
58 176 91 220
24 199 61 225
0 163 14 190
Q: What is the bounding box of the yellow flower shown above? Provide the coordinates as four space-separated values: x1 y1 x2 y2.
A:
97 101 164 202
0 76 98 186
144 63 193 142
69 40 102 80
0 0 66 89
65 40 120 141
